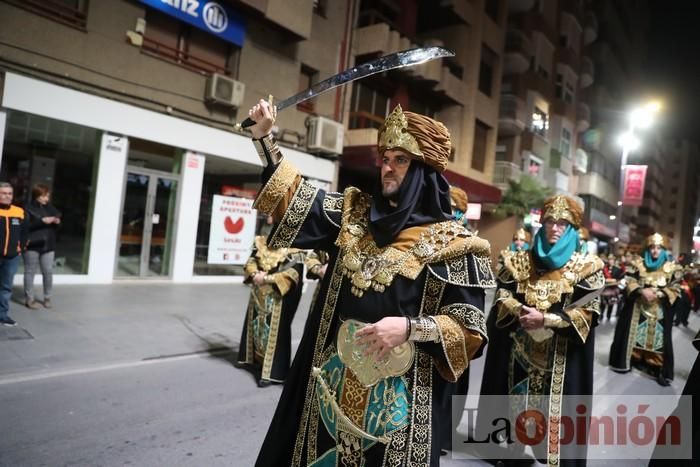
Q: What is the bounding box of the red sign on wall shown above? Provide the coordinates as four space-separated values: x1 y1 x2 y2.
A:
622 165 647 207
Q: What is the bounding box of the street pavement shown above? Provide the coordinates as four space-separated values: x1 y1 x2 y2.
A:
0 282 697 466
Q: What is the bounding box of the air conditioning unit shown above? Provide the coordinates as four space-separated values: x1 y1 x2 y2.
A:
306 116 344 155
205 74 245 108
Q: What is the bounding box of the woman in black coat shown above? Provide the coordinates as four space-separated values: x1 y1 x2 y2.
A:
23 184 61 309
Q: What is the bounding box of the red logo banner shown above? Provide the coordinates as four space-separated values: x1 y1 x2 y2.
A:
622 165 647 207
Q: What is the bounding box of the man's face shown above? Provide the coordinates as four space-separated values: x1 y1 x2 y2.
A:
607 257 615 266
543 218 570 245
649 244 663 259
380 150 411 198
0 187 13 205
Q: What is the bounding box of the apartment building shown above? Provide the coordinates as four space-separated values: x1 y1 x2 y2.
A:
577 0 651 251
494 0 596 202
339 0 506 239
659 139 700 256
0 0 352 283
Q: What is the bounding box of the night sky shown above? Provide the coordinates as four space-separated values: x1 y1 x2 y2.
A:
645 2 700 140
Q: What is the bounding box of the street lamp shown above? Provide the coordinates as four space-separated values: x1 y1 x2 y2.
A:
614 102 661 249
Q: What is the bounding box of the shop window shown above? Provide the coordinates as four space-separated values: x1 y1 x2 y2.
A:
348 83 389 130
297 64 318 113
1 110 98 274
3 0 88 29
194 156 264 276
142 8 240 76
479 45 498 97
472 120 491 172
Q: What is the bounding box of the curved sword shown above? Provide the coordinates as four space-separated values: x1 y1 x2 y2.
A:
236 46 455 129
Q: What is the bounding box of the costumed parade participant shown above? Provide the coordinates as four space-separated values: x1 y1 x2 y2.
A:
673 268 695 327
476 195 604 467
435 186 476 457
648 330 700 466
601 254 625 321
249 100 494 466
609 233 682 386
237 216 306 387
509 228 531 252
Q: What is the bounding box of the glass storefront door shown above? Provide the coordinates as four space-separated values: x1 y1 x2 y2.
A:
117 167 178 277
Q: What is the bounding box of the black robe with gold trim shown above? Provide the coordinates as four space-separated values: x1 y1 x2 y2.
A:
477 249 604 467
253 159 495 466
648 331 700 466
237 236 305 384
609 258 682 381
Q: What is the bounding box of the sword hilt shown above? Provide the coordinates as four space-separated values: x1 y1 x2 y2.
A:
236 117 255 130
235 94 275 131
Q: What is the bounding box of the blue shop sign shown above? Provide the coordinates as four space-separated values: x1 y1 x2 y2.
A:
140 0 246 47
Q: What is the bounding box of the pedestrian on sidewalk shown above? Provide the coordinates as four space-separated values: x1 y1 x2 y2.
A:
23 183 61 310
0 182 28 327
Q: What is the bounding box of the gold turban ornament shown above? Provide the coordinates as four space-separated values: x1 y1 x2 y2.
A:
449 186 468 212
645 232 669 249
378 105 451 172
541 195 583 229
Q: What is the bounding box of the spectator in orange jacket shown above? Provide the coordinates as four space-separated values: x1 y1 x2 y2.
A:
0 182 28 326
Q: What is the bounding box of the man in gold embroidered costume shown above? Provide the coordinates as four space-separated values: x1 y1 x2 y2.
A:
609 233 682 386
237 220 305 387
476 195 604 466
248 100 494 466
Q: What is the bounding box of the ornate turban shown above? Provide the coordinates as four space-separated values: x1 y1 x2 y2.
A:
378 104 451 172
541 195 583 229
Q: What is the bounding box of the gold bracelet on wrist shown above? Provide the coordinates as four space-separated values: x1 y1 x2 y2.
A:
408 317 440 343
252 134 282 166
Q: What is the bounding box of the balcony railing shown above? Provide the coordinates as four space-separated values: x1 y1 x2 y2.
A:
141 37 229 75
577 102 591 132
503 30 533 75
348 111 385 131
506 0 536 14
4 0 88 30
580 56 594 88
555 46 580 72
493 161 523 187
584 12 598 45
499 94 527 135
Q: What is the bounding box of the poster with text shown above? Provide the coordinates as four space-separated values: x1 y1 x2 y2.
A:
207 195 256 265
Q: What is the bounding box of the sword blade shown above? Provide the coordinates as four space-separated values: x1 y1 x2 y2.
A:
237 46 454 129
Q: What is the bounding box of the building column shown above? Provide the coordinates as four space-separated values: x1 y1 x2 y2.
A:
171 151 205 282
87 133 129 283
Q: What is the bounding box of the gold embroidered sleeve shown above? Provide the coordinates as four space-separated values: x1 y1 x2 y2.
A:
660 282 681 305
432 312 485 382
253 158 302 220
244 256 259 282
494 288 522 327
625 276 641 295
558 297 598 343
305 252 323 279
265 267 300 296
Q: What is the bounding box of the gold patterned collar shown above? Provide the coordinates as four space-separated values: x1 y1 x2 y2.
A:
254 236 301 272
335 187 490 296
